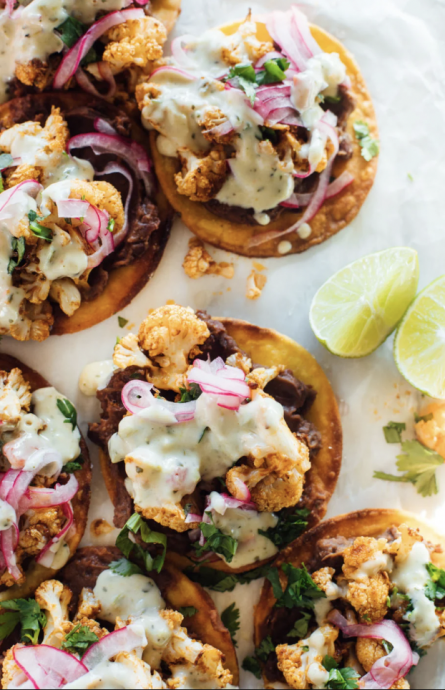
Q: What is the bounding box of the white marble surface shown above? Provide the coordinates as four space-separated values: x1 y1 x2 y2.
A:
2 0 445 686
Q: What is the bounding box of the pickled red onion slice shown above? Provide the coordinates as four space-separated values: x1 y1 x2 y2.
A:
121 380 196 423
14 644 87 689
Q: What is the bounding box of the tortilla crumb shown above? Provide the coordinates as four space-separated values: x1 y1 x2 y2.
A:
183 238 234 280
246 270 267 300
90 519 114 537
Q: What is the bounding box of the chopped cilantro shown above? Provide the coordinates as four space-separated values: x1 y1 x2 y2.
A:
109 557 143 577
7 236 26 275
118 316 128 328
185 562 271 592
259 126 279 145
28 210 53 242
107 218 115 233
116 513 167 573
414 412 433 423
63 453 84 474
408 173 414 182
324 94 342 104
259 507 309 549
353 120 380 162
62 623 98 656
224 63 257 105
221 603 240 646
323 657 360 689
0 153 14 171
198 427 209 443
255 57 290 86
269 564 325 610
0 599 46 644
178 606 198 618
217 476 227 490
0 177 3 193
242 635 275 678
288 611 311 638
193 517 238 563
179 383 202 402
425 563 445 600
241 655 262 679
383 421 406 444
55 16 98 64
56 398 77 431
374 440 444 497
382 640 394 654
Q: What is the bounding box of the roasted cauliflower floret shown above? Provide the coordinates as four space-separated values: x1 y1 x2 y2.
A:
197 107 235 145
135 502 199 533
175 147 227 202
342 537 392 580
346 572 390 623
276 625 338 689
49 278 82 317
14 58 52 90
415 402 445 460
356 638 387 673
61 616 107 641
246 365 285 390
137 305 210 392
103 17 167 70
75 588 102 621
35 579 72 648
222 17 273 66
7 299 54 342
4 164 42 189
114 332 151 369
113 650 167 688
1 645 27 689
135 81 162 110
246 269 267 300
312 568 338 597
226 352 252 375
0 368 31 425
162 611 232 689
18 507 65 560
183 238 234 280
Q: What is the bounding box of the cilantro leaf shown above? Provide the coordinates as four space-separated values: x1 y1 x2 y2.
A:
383 421 406 444
375 440 444 497
28 211 53 242
57 398 77 430
288 610 311 638
7 236 26 275
62 623 98 656
118 316 128 328
185 562 271 592
179 383 202 402
178 606 198 618
0 153 14 171
109 557 143 577
1 599 46 644
242 635 275 678
63 454 84 474
242 655 262 679
324 94 342 104
271 564 325 610
353 120 380 162
259 507 309 549
326 668 360 689
116 513 167 573
193 518 238 563
259 126 279 145
55 16 98 64
425 563 445 601
414 412 434 423
225 64 257 105
255 57 290 85
221 603 240 646
323 656 339 672
107 218 115 233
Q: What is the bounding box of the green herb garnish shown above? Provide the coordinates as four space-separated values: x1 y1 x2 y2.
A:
288 611 311 638
118 316 128 328
259 507 309 548
109 557 143 577
353 120 380 161
55 16 98 64
56 398 77 431
185 562 271 592
28 210 53 242
242 635 275 679
322 656 359 689
255 57 291 86
414 412 434 423
193 516 238 563
107 218 115 233
269 563 325 610
374 440 444 497
7 236 26 275
221 603 240 646
62 623 98 657
116 513 167 573
64 453 84 474
178 606 198 618
425 563 445 601
383 421 406 444
179 383 202 402
0 153 14 171
0 599 46 644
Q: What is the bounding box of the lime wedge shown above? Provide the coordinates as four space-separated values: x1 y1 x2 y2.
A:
309 248 419 358
394 275 445 398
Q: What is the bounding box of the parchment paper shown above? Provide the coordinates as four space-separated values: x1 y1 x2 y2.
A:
3 0 445 686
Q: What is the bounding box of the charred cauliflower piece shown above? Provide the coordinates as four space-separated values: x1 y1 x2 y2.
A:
135 502 199 533
114 333 151 370
342 537 392 623
175 147 227 203
103 17 167 71
0 368 31 426
75 588 102 622
35 580 72 648
1 645 26 689
246 270 267 300
276 624 338 689
222 17 273 66
356 638 386 673
8 300 54 342
137 305 210 392
14 58 53 91
49 279 82 317
197 107 235 145
4 164 42 189
114 650 167 688
183 238 234 280
246 365 285 390
226 352 252 375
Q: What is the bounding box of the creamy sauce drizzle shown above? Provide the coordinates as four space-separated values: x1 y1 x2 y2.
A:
32 386 81 463
79 360 116 396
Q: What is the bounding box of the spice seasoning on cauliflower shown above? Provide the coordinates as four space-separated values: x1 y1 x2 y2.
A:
183 238 234 280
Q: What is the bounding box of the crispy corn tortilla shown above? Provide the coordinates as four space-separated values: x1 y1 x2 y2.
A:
0 91 173 337
254 508 445 684
100 317 342 574
0 354 92 603
149 19 378 258
150 0 182 33
60 546 239 684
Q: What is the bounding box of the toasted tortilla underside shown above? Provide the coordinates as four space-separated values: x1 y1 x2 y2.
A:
165 318 342 574
0 354 91 603
150 0 182 33
61 546 239 684
255 508 445 684
0 91 173 337
150 20 378 258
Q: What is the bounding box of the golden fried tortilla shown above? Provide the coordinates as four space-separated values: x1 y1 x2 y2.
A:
150 19 378 258
255 509 445 686
0 354 91 603
0 92 173 337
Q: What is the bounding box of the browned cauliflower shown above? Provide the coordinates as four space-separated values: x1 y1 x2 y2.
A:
342 537 391 622
221 16 273 66
225 352 252 375
0 368 31 426
75 588 102 622
103 17 166 71
35 579 72 648
49 279 82 317
356 638 386 673
175 147 227 202
18 507 65 561
183 238 234 280
246 365 285 390
197 108 236 145
276 625 338 689
4 164 42 189
137 305 210 391
14 58 53 90
1 645 26 689
8 299 54 342
114 332 151 369
342 537 390 580
135 81 162 111
135 502 199 533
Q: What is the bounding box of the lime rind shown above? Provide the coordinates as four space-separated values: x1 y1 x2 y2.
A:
310 248 419 358
394 274 445 399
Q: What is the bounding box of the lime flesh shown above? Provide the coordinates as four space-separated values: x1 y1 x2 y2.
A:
310 248 419 358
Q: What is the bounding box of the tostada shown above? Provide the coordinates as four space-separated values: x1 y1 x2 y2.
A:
81 304 342 575
136 5 378 257
253 509 445 689
0 546 238 688
0 92 171 340
0 353 90 602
